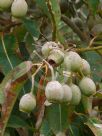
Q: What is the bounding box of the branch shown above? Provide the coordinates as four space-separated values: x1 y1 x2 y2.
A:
76 46 102 53
61 15 89 42
0 21 21 32
46 0 57 41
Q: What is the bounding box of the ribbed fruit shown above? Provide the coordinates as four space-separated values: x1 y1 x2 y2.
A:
11 0 28 18
62 84 72 102
0 0 13 9
48 49 64 66
79 77 96 96
81 59 91 76
64 51 82 72
45 81 64 102
19 93 36 113
42 41 58 58
70 84 81 105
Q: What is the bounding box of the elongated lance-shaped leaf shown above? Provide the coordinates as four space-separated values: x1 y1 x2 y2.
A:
46 103 69 134
0 61 37 136
85 118 102 136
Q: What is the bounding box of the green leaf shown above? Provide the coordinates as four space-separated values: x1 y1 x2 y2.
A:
0 90 5 104
85 118 102 136
4 132 10 136
50 0 61 26
40 119 53 136
84 51 102 82
0 61 36 136
7 115 29 128
87 0 100 14
81 95 92 114
46 103 68 134
22 19 40 39
0 34 22 74
36 0 50 17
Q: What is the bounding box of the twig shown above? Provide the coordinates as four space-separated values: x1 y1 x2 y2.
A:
4 22 21 31
46 0 57 41
35 104 45 130
61 15 89 42
0 21 21 32
76 46 102 53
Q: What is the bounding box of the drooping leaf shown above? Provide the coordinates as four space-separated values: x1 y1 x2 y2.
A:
40 119 53 136
7 115 29 128
0 61 36 136
4 132 10 136
69 115 94 136
22 19 40 39
50 0 61 27
87 0 100 14
45 103 68 134
0 34 22 74
85 117 102 136
36 0 50 17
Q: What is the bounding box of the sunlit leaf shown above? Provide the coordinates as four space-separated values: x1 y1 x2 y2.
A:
0 61 36 136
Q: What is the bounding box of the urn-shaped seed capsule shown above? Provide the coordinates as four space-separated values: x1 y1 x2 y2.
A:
19 93 36 113
11 0 28 18
45 81 64 102
0 0 13 9
81 59 91 76
64 51 82 72
79 77 96 96
48 49 64 66
41 41 59 58
62 84 72 102
70 84 81 105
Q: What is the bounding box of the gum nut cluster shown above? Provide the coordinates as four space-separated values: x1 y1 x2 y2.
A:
19 93 36 113
11 0 28 18
45 80 79 104
42 41 96 105
64 51 82 72
41 41 59 58
79 77 96 96
0 0 13 9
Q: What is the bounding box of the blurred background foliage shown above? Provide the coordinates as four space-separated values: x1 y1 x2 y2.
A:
0 0 102 136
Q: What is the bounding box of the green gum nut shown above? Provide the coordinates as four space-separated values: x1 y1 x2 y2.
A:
11 0 28 18
70 84 81 105
81 59 91 76
19 93 36 113
62 84 72 103
41 41 59 58
64 51 82 72
48 49 64 66
79 77 96 96
45 81 64 102
0 0 13 9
